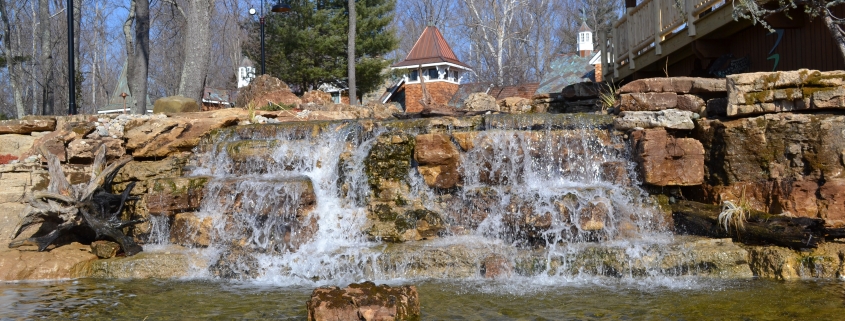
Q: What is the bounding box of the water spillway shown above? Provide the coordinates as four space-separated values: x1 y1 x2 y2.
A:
162 114 745 284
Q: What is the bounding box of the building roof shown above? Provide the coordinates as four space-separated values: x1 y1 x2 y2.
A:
202 87 233 104
392 26 471 69
240 57 254 68
579 21 592 32
534 53 597 94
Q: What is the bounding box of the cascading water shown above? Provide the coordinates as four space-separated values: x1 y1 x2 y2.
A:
172 115 692 285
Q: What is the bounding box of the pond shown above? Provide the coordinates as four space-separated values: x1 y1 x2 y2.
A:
2 277 844 320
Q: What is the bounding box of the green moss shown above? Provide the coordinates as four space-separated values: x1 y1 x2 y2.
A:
802 86 836 98
372 203 398 221
364 132 416 193
395 209 441 233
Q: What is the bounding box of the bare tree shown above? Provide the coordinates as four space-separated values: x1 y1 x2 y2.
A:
178 0 213 103
123 0 151 114
38 0 55 115
0 0 26 118
460 0 530 86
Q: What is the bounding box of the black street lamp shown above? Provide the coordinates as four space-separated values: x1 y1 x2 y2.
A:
67 0 76 115
250 0 291 75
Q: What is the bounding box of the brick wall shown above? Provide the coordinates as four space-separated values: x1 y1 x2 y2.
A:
403 82 460 113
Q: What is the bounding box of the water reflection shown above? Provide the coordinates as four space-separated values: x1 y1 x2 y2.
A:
2 278 845 320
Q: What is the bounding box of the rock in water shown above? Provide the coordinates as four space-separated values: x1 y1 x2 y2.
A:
90 240 121 259
306 281 420 321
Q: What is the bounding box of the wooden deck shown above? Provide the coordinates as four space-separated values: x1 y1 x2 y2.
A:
603 0 751 80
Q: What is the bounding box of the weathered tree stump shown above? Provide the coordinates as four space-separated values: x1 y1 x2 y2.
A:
8 145 145 255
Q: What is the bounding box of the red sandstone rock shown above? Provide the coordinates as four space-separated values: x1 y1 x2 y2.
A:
481 254 513 278
820 179 845 223
90 240 121 259
633 128 704 186
618 77 726 94
170 213 214 247
414 134 459 166
307 282 420 321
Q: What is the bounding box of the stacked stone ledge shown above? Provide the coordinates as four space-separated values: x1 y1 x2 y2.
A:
611 77 725 187
727 69 845 117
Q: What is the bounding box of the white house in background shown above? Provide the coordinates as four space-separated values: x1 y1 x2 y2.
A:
238 57 256 88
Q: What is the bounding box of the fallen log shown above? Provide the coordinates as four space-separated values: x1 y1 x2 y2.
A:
8 144 145 255
671 200 826 249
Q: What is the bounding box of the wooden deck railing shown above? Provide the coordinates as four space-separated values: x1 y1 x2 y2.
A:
605 0 731 79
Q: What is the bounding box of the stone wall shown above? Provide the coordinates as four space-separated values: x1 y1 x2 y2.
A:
403 82 460 113
608 70 845 226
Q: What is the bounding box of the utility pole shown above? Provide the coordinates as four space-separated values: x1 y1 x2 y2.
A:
347 0 356 105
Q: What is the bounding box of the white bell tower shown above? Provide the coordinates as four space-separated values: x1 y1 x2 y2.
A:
577 21 593 58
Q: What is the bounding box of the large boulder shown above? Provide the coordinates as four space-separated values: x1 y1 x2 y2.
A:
306 281 420 321
697 113 845 185
632 128 704 186
414 133 461 189
153 96 200 114
463 92 498 111
235 74 301 108
145 177 209 216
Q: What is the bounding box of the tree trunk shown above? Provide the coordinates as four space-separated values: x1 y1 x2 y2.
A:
178 0 213 104
131 0 150 114
347 0 357 105
0 0 25 118
38 0 54 115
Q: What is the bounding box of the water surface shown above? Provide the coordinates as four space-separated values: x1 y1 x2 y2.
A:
2 278 844 320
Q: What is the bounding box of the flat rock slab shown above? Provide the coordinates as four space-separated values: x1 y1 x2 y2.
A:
619 77 726 94
0 243 97 281
307 281 420 321
80 250 204 279
614 109 696 130
0 118 57 135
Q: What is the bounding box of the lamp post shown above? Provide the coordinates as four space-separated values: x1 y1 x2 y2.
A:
249 0 291 76
67 0 76 115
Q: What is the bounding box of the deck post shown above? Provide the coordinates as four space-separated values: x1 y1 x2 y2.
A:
654 0 663 55
627 9 636 69
686 0 697 36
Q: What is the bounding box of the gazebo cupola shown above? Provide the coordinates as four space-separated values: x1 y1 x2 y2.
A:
388 26 471 112
392 26 471 84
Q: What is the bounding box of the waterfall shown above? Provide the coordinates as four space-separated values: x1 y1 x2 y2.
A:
181 115 680 285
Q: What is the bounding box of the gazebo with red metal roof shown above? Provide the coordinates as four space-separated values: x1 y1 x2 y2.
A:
384 26 472 113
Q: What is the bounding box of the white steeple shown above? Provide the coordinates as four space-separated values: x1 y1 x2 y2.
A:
577 21 593 58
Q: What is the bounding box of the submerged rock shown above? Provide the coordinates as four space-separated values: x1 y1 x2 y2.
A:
307 281 420 321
